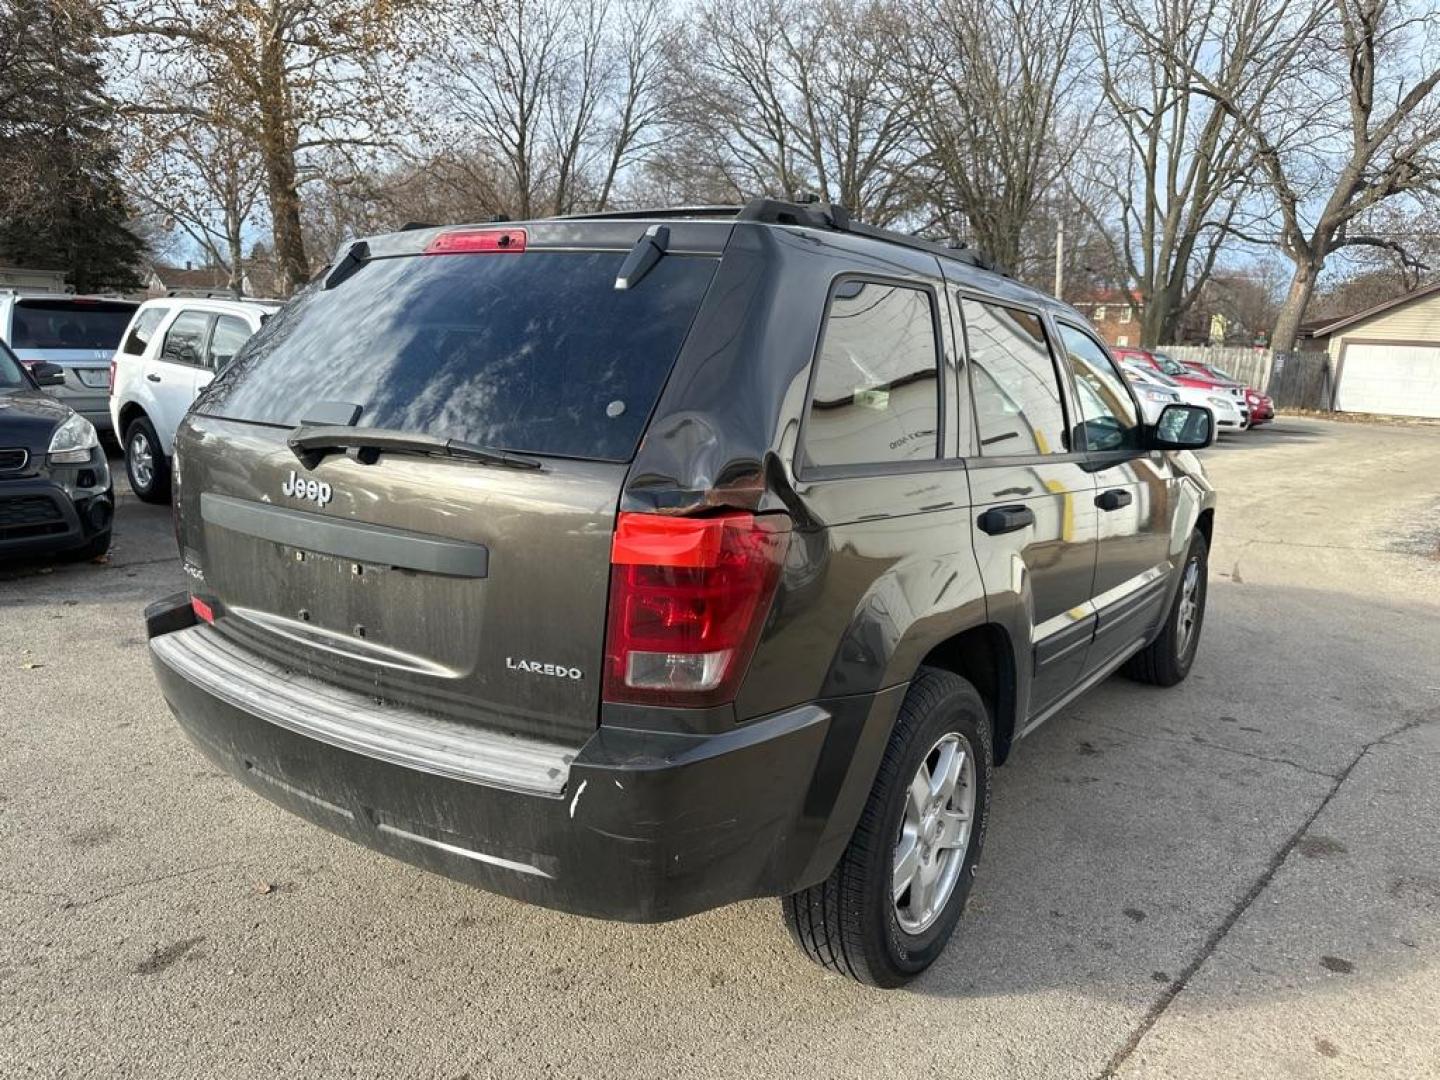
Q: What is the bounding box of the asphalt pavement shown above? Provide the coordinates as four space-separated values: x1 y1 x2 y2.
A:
2 416 1437 1079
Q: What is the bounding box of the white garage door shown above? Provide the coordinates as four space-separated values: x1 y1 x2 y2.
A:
1336 343 1440 418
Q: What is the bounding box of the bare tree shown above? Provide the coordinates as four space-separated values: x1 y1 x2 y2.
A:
102 0 415 293
1145 0 1440 349
662 0 916 225
122 112 265 295
422 0 673 219
1081 0 1323 345
900 0 1085 274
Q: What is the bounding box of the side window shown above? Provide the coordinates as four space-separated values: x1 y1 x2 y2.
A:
803 279 940 470
1057 324 1140 453
122 308 165 356
207 316 251 371
159 311 213 367
962 300 1069 455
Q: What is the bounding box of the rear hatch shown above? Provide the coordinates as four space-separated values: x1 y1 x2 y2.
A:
6 298 137 389
178 224 723 746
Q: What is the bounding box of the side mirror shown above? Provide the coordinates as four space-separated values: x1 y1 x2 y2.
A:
1149 403 1213 450
31 362 65 387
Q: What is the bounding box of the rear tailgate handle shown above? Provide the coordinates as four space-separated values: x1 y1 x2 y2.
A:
978 505 1035 535
1096 489 1133 511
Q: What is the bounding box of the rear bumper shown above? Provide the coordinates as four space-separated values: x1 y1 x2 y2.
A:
146 595 903 921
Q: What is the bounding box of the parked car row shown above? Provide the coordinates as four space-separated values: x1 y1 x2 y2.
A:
1114 346 1275 435
0 289 279 560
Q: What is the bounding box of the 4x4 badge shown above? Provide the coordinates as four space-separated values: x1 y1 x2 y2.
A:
281 469 332 507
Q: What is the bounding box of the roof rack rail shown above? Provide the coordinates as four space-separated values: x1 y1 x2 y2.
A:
555 205 747 222
735 197 1005 275
504 198 1006 274
163 288 285 304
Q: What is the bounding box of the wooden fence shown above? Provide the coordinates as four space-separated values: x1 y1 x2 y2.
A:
1155 345 1334 410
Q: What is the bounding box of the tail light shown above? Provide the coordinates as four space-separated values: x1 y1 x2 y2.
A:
108 359 116 396
603 511 791 707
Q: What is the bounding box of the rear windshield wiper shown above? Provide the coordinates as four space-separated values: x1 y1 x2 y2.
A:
288 425 543 471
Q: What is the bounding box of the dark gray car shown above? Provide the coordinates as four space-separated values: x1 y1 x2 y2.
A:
0 342 113 560
144 200 1215 987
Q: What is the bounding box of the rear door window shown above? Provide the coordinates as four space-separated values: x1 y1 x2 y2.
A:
123 308 166 356
160 311 214 367
802 279 941 471
961 300 1069 455
199 251 718 462
206 316 250 371
9 300 137 350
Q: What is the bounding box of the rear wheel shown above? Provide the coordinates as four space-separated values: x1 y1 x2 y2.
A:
782 667 992 987
124 417 170 504
1124 530 1208 686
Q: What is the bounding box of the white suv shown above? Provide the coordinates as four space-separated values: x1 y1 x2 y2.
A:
110 296 281 502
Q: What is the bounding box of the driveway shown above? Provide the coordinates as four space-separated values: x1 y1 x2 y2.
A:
2 417 1437 1079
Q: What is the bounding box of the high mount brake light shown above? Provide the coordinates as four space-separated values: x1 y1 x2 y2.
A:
603 511 791 708
424 228 528 255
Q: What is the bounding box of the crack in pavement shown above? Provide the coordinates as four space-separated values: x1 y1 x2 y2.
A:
1097 710 1437 1079
1077 716 1340 780
54 859 239 912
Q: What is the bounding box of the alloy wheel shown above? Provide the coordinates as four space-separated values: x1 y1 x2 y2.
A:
893 732 976 935
129 431 154 492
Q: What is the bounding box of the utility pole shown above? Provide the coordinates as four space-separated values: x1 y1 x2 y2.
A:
1053 219 1065 299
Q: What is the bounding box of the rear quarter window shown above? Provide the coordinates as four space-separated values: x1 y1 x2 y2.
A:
199 251 718 462
122 308 166 355
801 279 941 472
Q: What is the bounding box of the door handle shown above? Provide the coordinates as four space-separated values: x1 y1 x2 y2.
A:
146 373 162 383
978 505 1035 535
1096 489 1133 511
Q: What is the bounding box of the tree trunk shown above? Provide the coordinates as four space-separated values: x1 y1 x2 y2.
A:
259 132 307 294
1270 260 1321 352
257 43 308 295
1142 282 1180 347
225 205 244 298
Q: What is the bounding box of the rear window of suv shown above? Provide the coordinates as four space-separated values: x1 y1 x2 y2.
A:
10 300 137 350
199 250 717 462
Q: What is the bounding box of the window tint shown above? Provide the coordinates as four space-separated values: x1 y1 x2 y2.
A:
1058 324 1140 452
962 300 1068 455
200 252 717 462
10 300 136 350
207 316 250 371
160 311 213 366
802 280 940 470
123 308 166 355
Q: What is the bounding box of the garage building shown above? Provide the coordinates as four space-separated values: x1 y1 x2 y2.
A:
1312 283 1440 418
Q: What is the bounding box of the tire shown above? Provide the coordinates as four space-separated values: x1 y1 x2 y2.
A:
63 529 112 562
782 666 993 987
1123 530 1208 686
124 416 171 504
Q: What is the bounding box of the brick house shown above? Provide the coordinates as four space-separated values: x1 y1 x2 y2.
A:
1069 289 1144 347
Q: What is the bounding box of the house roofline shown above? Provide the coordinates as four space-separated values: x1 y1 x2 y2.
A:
1310 281 1440 337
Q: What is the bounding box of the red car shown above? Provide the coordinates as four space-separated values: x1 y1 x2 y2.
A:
1180 361 1274 425
1113 347 1252 428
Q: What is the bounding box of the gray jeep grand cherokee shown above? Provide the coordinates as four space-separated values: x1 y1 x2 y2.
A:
145 199 1215 986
